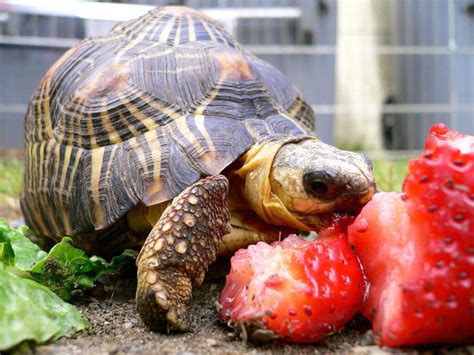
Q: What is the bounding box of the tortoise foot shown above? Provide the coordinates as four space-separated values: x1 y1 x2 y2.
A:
136 268 192 332
136 175 231 332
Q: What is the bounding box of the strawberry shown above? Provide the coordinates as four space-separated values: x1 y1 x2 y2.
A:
219 216 365 343
425 123 474 153
348 125 474 347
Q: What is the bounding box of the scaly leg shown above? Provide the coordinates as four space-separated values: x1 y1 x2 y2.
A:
136 175 231 332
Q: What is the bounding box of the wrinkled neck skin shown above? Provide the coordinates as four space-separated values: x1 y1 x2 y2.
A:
229 137 317 231
229 137 375 232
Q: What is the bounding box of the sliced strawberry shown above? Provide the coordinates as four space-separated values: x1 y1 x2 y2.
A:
425 123 474 153
219 217 364 343
349 125 474 347
349 193 424 345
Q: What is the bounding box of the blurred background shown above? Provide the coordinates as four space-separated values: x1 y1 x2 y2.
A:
0 0 473 155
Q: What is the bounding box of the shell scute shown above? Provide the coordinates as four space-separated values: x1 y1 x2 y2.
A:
21 6 315 239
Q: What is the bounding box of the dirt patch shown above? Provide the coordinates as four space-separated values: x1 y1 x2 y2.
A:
30 268 471 355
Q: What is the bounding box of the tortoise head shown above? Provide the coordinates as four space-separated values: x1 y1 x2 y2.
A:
269 138 376 229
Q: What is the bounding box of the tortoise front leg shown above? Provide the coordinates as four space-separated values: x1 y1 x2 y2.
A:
136 175 231 332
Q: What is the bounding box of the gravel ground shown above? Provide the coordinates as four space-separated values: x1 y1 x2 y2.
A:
27 269 472 355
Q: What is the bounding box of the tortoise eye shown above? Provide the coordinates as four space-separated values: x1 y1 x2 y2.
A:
309 180 329 196
303 170 339 199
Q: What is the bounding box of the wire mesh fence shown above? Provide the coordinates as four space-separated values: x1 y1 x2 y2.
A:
0 0 472 157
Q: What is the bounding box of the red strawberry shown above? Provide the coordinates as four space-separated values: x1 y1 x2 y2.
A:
219 216 365 343
348 125 474 347
425 123 474 152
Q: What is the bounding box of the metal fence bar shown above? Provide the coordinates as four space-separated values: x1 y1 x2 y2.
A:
246 45 474 55
363 149 421 160
0 35 79 48
3 103 471 116
0 1 301 21
448 0 457 130
311 104 474 115
2 35 474 56
0 0 153 21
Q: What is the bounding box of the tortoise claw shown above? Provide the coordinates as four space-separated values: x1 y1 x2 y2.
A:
136 270 192 332
154 290 169 311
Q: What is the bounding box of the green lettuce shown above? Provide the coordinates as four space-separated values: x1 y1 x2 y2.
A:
0 264 88 350
0 219 138 350
30 237 137 300
0 220 46 271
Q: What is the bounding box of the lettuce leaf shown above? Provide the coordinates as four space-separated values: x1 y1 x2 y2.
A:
30 237 137 300
0 219 138 350
0 220 137 300
0 220 46 271
0 264 88 351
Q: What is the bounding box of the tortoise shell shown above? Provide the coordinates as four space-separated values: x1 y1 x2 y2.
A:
21 6 315 240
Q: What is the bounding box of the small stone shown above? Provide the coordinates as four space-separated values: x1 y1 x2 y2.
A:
123 322 133 330
352 346 390 354
206 338 218 347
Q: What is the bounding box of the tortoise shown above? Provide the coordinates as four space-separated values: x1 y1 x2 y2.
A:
21 6 376 332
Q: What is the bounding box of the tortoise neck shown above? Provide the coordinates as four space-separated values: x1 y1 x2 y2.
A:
227 137 315 231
